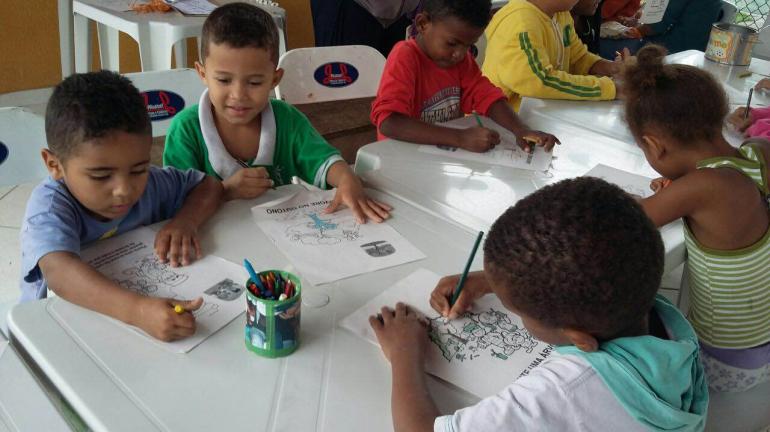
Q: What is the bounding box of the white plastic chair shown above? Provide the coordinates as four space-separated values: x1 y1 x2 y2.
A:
275 45 386 104
125 68 205 137
0 108 48 188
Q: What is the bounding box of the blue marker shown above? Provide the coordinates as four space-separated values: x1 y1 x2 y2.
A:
244 259 267 292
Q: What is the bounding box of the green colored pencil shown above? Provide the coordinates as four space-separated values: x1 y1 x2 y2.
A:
472 111 484 127
450 231 484 307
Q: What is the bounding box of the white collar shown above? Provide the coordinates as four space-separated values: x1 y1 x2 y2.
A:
197 89 276 179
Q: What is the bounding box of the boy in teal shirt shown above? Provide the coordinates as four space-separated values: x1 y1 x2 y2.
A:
164 3 390 223
371 178 708 431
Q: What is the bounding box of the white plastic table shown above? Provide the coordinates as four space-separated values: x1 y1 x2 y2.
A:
69 0 287 73
354 116 685 275
8 186 483 432
520 50 770 146
0 335 71 431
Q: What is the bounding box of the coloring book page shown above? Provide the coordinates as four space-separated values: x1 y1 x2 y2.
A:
340 269 555 397
584 164 654 199
418 116 553 171
79 227 247 353
251 190 425 285
640 0 669 24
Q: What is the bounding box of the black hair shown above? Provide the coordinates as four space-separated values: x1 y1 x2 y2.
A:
45 70 150 160
423 0 492 29
484 177 664 338
201 2 279 65
622 44 728 144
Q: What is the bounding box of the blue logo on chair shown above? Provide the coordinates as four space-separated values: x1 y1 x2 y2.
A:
0 141 7 166
314 62 359 88
142 90 185 122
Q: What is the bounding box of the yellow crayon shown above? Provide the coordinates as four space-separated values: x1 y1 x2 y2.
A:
174 304 185 314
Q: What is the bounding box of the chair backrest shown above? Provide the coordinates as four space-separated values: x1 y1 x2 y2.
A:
275 45 386 104
125 68 205 137
717 1 737 23
0 107 48 187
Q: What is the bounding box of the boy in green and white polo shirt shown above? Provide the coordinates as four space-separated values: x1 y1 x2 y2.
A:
164 3 391 223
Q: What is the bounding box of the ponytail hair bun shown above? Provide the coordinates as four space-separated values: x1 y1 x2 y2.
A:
624 44 668 96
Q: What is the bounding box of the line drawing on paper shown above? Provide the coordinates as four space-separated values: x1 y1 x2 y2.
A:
284 212 361 245
113 254 187 297
429 308 540 363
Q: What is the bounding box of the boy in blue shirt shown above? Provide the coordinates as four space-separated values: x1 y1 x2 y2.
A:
164 3 390 223
371 178 708 431
20 71 223 342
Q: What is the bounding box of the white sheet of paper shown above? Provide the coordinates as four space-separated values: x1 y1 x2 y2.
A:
79 227 247 353
165 0 216 15
584 164 654 198
640 0 669 24
251 189 426 285
94 0 136 12
340 269 555 397
0 341 7 359
418 116 553 171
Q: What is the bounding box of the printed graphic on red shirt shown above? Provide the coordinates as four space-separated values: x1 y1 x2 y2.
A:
420 87 462 124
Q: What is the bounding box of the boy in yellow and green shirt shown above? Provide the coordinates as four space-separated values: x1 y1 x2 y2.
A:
483 0 624 111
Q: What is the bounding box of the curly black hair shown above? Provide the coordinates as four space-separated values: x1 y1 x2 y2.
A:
484 177 664 338
423 0 492 29
45 70 150 161
622 44 728 144
201 2 279 65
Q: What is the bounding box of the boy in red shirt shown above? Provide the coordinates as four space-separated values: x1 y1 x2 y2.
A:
370 0 559 153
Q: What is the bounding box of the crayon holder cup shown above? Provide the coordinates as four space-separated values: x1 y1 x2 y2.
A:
244 270 302 358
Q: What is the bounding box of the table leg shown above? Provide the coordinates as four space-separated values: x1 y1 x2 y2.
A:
173 40 188 68
73 13 91 73
58 0 75 78
137 25 172 71
97 24 120 72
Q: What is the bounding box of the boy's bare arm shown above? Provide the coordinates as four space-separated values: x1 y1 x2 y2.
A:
39 252 201 341
391 359 441 432
155 177 224 266
171 176 223 230
380 113 499 153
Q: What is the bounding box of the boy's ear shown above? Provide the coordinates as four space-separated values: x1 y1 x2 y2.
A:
641 134 666 161
562 328 599 352
41 149 64 180
271 68 284 89
415 12 430 33
194 61 207 82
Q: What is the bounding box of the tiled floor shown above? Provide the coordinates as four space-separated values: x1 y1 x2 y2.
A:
0 183 33 304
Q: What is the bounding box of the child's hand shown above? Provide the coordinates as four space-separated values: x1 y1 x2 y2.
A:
623 27 643 39
726 107 753 132
324 173 392 223
755 78 770 92
369 303 430 364
617 15 639 27
457 126 500 152
429 272 490 320
223 167 274 201
650 177 672 193
137 297 203 342
518 130 560 152
155 217 202 267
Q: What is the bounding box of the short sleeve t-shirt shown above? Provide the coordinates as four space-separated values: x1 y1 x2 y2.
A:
434 354 646 432
163 94 344 188
19 166 205 301
370 38 506 140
